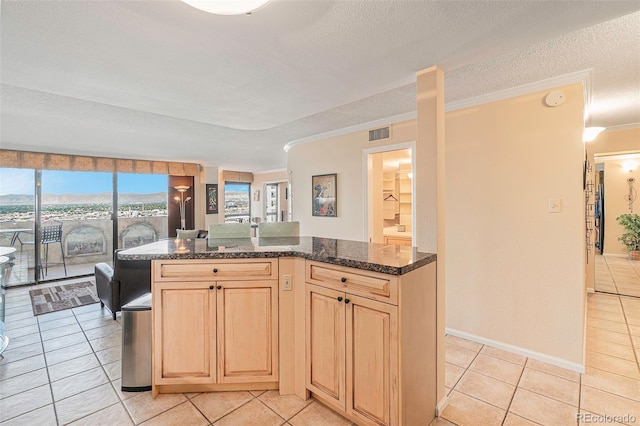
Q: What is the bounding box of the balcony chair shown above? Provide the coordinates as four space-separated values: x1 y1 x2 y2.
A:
20 221 67 279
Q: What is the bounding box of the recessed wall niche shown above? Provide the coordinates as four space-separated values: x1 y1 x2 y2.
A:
121 222 158 249
65 225 107 256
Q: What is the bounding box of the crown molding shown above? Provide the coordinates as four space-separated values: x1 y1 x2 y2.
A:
283 70 593 152
604 122 640 132
445 69 593 113
282 112 416 152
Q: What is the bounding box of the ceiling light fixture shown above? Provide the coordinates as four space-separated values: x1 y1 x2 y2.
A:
181 0 271 15
582 127 605 143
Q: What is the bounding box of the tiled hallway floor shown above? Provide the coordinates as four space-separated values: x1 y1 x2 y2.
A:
595 254 640 297
439 292 640 425
2 280 640 425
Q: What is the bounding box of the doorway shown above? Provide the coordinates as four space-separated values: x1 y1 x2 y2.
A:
593 151 640 297
363 143 415 246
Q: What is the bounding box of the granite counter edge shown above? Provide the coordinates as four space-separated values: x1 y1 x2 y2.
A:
117 251 437 276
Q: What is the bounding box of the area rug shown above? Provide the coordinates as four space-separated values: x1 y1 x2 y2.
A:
29 281 99 316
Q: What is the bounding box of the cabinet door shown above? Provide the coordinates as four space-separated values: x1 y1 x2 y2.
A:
305 283 346 411
153 282 216 385
346 295 398 426
217 280 278 383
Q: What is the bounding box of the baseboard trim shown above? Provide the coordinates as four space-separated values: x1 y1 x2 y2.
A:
445 328 585 374
435 395 449 417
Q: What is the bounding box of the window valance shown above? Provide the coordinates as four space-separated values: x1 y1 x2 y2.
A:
0 150 199 176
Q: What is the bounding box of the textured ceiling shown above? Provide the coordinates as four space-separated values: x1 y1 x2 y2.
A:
1 1 639 172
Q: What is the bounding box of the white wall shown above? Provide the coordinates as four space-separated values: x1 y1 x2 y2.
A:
287 122 416 239
445 83 586 366
287 83 587 367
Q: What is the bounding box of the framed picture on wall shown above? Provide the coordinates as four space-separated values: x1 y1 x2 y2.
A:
206 184 218 214
312 173 337 217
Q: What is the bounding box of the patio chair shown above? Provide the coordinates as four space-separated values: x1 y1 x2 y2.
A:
20 221 67 279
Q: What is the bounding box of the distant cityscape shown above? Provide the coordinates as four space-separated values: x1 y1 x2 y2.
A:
0 192 168 222
0 190 252 222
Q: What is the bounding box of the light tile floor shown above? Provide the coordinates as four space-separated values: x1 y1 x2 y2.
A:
2 278 640 425
0 278 353 426
438 292 640 426
595 254 640 298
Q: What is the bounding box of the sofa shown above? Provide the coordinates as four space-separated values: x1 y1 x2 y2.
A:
95 249 151 320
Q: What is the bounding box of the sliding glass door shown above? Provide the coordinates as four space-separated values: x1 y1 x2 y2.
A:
40 170 113 280
0 166 170 286
0 168 36 286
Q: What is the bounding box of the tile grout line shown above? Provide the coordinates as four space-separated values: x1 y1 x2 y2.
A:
499 355 527 426
72 306 136 426
604 256 621 295
40 308 61 426
618 296 640 376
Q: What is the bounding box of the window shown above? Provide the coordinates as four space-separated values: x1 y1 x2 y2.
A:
0 166 170 285
224 182 250 223
264 183 278 222
0 168 35 286
117 173 168 248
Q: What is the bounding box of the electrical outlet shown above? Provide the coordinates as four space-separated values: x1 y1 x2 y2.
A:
282 275 292 291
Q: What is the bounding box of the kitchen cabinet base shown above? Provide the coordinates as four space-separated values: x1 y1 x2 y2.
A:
152 381 278 397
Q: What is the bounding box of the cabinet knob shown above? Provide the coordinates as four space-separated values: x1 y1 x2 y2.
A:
341 277 347 283
217 285 222 290
337 297 343 302
209 285 214 290
213 268 218 273
345 299 350 304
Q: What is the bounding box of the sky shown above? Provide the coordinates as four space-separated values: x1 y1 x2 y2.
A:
225 182 250 193
0 169 168 195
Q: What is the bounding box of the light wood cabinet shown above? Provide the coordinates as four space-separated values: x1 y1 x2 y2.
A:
154 281 216 385
306 283 398 426
304 260 435 426
152 260 279 396
383 236 412 247
217 280 278 384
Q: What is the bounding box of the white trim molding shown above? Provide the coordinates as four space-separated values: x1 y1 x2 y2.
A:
445 328 586 374
604 122 640 132
436 395 449 417
446 69 593 114
283 70 593 152
283 112 416 152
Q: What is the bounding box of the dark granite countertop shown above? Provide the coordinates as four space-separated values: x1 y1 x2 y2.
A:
117 236 436 275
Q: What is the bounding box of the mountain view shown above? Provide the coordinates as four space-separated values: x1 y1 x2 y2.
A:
0 192 166 205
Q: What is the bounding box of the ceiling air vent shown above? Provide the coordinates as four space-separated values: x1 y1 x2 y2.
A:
369 126 390 142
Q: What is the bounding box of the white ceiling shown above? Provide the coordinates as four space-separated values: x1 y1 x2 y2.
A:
1 1 639 172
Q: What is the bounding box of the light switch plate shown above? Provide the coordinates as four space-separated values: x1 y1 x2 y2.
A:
282 275 292 291
548 198 562 213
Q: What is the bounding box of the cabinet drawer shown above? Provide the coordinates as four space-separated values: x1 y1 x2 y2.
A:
384 236 412 247
306 261 397 305
154 259 277 281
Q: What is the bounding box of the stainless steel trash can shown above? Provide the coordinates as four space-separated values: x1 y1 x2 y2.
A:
121 293 152 391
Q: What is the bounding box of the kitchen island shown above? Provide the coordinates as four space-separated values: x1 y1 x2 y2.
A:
118 236 437 426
